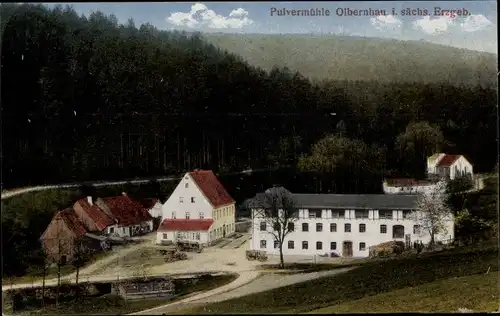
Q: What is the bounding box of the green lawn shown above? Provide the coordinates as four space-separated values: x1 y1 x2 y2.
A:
24 274 238 315
177 246 499 314
309 272 499 313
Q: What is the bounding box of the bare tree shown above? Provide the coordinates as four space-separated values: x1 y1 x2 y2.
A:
71 240 92 300
412 181 452 246
251 187 298 269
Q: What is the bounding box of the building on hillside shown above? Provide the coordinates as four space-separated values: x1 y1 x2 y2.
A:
427 153 473 180
157 169 236 246
248 188 454 258
40 208 105 263
382 178 445 195
95 193 154 237
73 196 117 234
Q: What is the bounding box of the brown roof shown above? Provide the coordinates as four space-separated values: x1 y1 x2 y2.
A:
56 208 88 238
158 219 214 232
436 154 462 167
189 170 235 208
101 195 153 226
76 199 115 231
385 178 436 187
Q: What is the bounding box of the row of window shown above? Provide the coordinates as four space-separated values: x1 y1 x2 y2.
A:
162 232 201 240
260 240 367 251
214 207 233 220
260 222 421 234
171 211 205 219
179 196 196 203
297 209 411 220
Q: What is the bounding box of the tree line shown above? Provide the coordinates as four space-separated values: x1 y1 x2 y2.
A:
1 4 497 193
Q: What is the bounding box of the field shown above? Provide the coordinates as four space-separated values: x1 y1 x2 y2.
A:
176 244 498 314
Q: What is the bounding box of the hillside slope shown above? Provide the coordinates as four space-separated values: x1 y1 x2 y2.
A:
203 34 497 87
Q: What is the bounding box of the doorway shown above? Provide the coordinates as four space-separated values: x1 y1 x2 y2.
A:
223 224 226 237
342 241 353 257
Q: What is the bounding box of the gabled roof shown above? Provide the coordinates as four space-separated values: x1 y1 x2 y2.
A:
101 195 152 226
141 198 161 209
436 154 462 167
384 178 437 187
56 208 88 238
427 153 443 163
75 198 115 231
189 170 235 208
157 219 214 232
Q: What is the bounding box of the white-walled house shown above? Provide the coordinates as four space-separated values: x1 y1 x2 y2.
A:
157 169 236 245
383 178 445 195
249 190 454 258
156 219 214 247
427 153 473 180
143 198 163 218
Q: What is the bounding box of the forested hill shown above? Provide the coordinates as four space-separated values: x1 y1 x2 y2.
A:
203 33 497 88
1 4 497 190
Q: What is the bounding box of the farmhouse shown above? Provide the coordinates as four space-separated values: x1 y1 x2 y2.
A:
249 188 454 258
427 153 473 180
157 169 236 246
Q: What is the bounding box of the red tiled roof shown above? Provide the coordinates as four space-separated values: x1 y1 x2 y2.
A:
385 178 436 187
56 208 88 238
436 154 462 167
101 195 153 226
189 170 235 208
158 219 214 232
76 199 115 231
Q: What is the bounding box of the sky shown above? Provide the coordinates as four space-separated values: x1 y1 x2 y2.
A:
44 1 497 54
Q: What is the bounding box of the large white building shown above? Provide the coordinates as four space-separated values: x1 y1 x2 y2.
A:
249 188 454 258
156 169 236 246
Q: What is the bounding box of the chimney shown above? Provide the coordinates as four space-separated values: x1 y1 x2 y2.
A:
87 196 93 205
122 192 127 196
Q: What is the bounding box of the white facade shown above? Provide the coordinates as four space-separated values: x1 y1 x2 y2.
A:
148 201 163 218
437 156 474 180
156 230 210 246
427 153 446 175
383 181 446 195
161 173 213 221
250 208 454 258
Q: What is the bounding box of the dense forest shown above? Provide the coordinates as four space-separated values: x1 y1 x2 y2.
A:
1 4 497 193
204 33 497 87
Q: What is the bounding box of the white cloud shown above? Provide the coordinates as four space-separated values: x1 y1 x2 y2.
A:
412 16 455 35
370 15 402 31
166 3 253 29
460 14 493 32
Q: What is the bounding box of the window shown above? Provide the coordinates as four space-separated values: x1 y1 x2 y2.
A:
260 222 267 231
185 212 190 219
302 241 309 249
274 240 279 249
288 240 295 249
185 183 189 188
287 222 295 232
179 197 184 203
199 212 204 219
162 233 168 239
309 210 322 218
195 233 200 240
109 227 114 234
316 241 323 250
260 240 267 249
172 211 176 219
359 223 366 233
273 223 280 231
355 210 369 219
330 242 337 250
380 224 387 234
359 242 366 251
302 223 309 232
316 223 323 232
413 225 421 234
330 223 337 232
331 210 344 218
379 210 393 219
191 197 195 203
344 223 351 232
